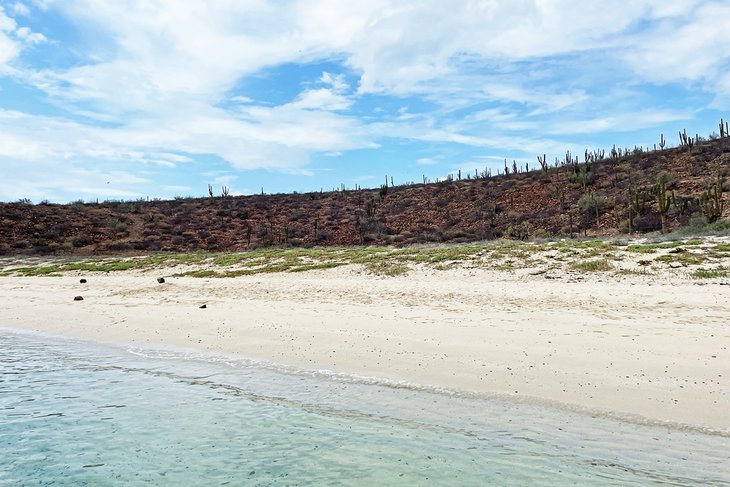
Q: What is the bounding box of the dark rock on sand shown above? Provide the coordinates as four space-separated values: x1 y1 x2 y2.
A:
157 277 165 284
80 278 87 284
73 296 84 301
199 304 207 309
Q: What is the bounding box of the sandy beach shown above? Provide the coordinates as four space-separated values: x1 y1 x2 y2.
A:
1 251 728 434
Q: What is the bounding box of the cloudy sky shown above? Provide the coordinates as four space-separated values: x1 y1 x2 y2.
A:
1 0 729 202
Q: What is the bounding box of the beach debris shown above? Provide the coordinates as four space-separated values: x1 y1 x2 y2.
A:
79 278 87 284
199 304 207 309
157 277 165 284
73 296 84 301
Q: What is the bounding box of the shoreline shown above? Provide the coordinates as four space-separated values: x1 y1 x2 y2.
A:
4 324 728 439
1 251 728 433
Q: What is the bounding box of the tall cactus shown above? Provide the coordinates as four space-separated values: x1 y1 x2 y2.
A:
653 173 671 233
699 174 725 223
627 184 645 234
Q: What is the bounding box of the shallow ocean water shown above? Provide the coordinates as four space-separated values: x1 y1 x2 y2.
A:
1 330 728 486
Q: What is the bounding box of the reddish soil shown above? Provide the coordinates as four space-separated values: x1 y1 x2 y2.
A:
1 138 729 255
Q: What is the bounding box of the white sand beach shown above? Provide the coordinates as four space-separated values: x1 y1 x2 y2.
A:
1 259 728 433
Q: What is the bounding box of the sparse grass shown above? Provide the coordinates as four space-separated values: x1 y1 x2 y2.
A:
289 262 345 273
9 265 63 276
690 268 730 279
626 240 702 253
363 260 410 277
570 259 614 272
614 268 651 277
654 253 706 266
174 269 220 278
567 240 617 250
1 236 727 280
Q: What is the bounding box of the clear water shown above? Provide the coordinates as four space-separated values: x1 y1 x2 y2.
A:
1 331 728 486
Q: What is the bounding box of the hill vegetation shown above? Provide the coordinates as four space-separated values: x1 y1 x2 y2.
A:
1 126 729 255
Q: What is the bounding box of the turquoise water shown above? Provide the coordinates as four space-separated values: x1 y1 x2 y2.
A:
1 331 728 486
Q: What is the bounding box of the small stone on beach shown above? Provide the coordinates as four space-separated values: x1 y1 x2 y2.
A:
73 296 84 301
157 277 165 284
199 304 207 309
79 279 87 284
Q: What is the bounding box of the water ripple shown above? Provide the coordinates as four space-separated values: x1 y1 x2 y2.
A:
1 330 728 486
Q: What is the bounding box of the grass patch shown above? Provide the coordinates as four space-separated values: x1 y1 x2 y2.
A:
174 270 220 278
571 259 614 272
3 237 722 279
9 265 63 276
567 240 617 250
614 269 650 277
690 268 730 279
626 240 703 253
654 253 706 266
289 262 345 273
363 260 410 277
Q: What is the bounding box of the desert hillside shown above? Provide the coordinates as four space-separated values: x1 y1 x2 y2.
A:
1 134 728 254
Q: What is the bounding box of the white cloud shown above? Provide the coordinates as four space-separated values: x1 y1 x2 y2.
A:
287 88 353 111
156 153 194 164
0 8 19 67
163 185 192 193
15 26 46 44
0 5 46 70
213 175 237 185
416 157 438 166
541 110 691 136
320 72 349 93
622 2 730 100
2 0 729 200
0 7 16 30
12 3 31 16
229 95 255 104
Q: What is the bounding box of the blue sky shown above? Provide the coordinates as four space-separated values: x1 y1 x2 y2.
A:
1 0 729 203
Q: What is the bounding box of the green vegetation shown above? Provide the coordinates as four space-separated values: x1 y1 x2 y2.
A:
654 253 706 266
570 259 614 272
626 240 702 253
690 268 730 279
1 236 728 280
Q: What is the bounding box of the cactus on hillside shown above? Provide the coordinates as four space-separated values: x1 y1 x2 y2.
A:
652 173 671 233
699 174 726 223
627 184 645 234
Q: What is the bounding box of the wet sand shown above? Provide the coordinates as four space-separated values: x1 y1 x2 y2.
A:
1 265 728 432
